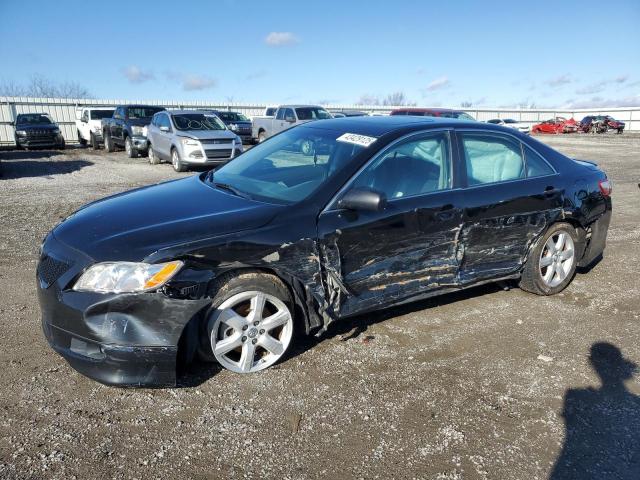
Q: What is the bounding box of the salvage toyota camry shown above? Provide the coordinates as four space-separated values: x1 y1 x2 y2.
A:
37 116 612 386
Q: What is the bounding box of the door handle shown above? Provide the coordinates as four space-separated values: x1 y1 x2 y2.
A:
544 186 560 196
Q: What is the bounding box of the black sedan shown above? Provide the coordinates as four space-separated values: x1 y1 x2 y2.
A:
37 116 612 386
14 113 65 150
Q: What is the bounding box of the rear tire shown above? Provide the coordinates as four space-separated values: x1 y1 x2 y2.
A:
258 131 266 143
125 136 137 158
171 148 186 172
520 222 579 295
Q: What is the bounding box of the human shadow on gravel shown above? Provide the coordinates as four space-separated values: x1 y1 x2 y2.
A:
550 342 640 480
0 158 93 179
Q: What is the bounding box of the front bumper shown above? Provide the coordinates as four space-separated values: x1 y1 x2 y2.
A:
16 133 64 148
131 135 148 151
42 321 178 387
37 233 210 387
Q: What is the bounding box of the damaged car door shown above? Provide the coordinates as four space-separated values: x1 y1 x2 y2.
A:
457 130 562 283
317 130 463 316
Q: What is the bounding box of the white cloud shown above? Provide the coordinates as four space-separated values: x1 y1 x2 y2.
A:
121 65 154 84
546 74 572 87
614 75 629 84
264 32 299 47
425 76 450 91
576 82 606 95
182 75 217 91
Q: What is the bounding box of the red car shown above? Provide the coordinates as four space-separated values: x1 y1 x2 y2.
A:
390 108 476 121
532 117 578 134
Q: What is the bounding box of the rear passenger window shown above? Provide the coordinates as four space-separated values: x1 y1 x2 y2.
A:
523 144 555 177
461 133 525 186
351 132 451 199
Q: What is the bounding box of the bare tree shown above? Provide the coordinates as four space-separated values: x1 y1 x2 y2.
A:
357 94 380 106
460 101 473 108
383 92 408 106
0 74 92 98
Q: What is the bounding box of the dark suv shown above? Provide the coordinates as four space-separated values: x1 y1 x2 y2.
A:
389 108 476 121
205 110 253 143
13 113 65 150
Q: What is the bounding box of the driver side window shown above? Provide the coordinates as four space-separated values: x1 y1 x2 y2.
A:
276 109 285 120
351 132 452 200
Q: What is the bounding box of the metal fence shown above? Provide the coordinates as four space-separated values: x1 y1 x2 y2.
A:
1 96 639 146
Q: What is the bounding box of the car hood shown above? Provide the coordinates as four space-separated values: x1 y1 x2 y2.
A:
178 130 237 141
53 175 282 262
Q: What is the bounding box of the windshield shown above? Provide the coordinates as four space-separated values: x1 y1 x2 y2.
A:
504 119 517 124
295 107 332 120
265 107 277 116
172 114 226 131
127 107 164 119
216 111 249 122
90 110 114 120
208 126 366 204
16 114 52 125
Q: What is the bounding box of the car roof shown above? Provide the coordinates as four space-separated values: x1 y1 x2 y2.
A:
391 107 467 114
165 109 216 116
279 104 326 109
302 115 482 137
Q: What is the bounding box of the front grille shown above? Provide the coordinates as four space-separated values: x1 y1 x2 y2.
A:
37 255 71 288
201 138 233 145
205 149 232 159
27 130 55 137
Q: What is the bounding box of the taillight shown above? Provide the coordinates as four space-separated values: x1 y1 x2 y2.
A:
598 179 612 196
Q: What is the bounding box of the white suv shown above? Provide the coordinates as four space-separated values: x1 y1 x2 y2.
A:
147 110 243 172
75 107 115 148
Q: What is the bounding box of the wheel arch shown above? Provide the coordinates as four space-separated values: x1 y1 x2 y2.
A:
175 265 318 373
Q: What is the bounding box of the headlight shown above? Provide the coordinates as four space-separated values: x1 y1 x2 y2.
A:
131 126 144 135
52 128 60 134
235 135 243 144
91 124 102 132
16 130 27 136
229 124 238 131
181 138 200 146
72 260 183 293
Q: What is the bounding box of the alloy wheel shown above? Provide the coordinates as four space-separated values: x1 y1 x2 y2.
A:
539 232 575 288
208 291 294 373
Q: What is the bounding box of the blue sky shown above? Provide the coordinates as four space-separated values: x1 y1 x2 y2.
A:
0 0 638 108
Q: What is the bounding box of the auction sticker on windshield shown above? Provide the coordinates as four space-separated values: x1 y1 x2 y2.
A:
336 133 377 147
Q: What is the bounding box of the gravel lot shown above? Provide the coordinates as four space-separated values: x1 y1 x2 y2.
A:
1 133 639 479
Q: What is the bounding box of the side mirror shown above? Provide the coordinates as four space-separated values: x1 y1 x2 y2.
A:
160 126 170 132
337 188 387 212
285 115 296 123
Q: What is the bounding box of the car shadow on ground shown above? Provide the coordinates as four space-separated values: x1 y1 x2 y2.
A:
550 342 640 479
0 151 93 179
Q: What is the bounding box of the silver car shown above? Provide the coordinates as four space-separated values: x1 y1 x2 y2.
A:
147 110 243 172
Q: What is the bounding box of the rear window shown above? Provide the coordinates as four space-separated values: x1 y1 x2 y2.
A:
127 107 164 119
90 110 114 120
216 111 249 122
295 107 332 120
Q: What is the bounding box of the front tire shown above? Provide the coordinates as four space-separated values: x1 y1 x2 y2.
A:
258 130 266 143
200 272 296 374
148 144 160 164
171 148 186 172
520 222 579 295
125 136 137 158
90 132 99 150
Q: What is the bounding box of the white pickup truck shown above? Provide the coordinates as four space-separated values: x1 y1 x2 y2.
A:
252 105 332 143
75 107 115 148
